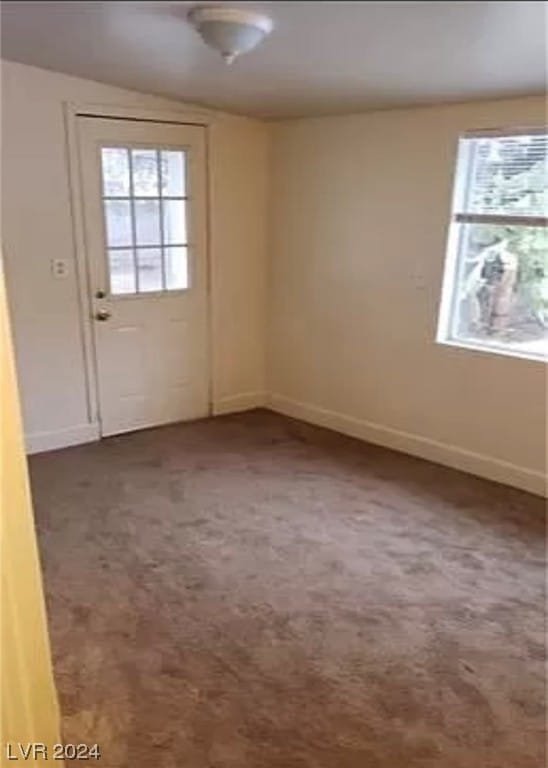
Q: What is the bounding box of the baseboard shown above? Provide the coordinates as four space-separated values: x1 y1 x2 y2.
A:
213 391 268 416
24 398 545 496
26 394 269 452
268 394 546 497
26 422 100 455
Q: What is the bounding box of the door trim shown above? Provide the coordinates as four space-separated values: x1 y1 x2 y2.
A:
64 101 215 434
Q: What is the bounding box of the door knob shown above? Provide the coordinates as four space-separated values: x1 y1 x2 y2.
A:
95 309 111 322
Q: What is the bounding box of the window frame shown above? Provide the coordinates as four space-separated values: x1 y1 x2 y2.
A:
99 144 190 298
437 126 548 363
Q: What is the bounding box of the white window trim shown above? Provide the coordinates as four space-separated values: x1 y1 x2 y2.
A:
437 128 548 364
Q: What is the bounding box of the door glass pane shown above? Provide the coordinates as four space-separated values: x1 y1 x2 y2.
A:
135 199 161 246
101 145 193 296
161 151 186 197
132 149 159 196
165 246 189 290
163 199 187 244
104 200 132 247
108 249 136 294
102 148 130 197
137 248 163 292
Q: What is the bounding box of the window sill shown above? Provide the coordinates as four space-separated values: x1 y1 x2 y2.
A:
437 335 547 363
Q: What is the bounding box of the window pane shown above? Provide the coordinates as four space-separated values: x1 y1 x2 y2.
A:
161 151 186 197
137 248 163 293
462 134 547 217
104 200 132 247
108 249 136 294
450 224 548 355
162 199 187 244
165 246 189 290
135 199 161 246
131 149 159 196
102 148 130 197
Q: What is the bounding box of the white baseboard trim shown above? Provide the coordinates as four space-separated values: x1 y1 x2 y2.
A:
268 394 546 497
26 422 100 455
24 397 545 496
213 391 268 416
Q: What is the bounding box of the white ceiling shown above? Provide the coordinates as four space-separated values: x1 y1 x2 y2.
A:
1 1 546 119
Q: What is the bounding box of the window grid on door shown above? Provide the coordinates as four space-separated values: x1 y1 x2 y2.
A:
100 146 189 296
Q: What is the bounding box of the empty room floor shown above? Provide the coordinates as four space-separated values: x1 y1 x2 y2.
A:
29 410 544 768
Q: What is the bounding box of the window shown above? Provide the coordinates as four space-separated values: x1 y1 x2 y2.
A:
100 147 189 295
438 129 547 360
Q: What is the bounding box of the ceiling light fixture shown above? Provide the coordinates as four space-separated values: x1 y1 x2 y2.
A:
187 6 274 65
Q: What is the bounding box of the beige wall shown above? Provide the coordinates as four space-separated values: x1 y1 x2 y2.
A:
209 115 268 410
1 61 268 450
1 260 62 763
269 96 546 494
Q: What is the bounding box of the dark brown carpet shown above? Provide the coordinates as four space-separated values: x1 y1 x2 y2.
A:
29 410 545 768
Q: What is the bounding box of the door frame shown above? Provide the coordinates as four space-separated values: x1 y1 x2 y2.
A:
64 101 215 433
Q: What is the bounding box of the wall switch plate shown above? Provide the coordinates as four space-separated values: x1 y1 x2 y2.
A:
51 258 69 278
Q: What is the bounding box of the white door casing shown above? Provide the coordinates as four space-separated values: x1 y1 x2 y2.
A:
77 117 209 436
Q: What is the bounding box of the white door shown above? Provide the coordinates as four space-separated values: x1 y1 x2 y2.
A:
78 117 209 436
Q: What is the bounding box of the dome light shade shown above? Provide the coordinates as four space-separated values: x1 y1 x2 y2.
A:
188 7 274 65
